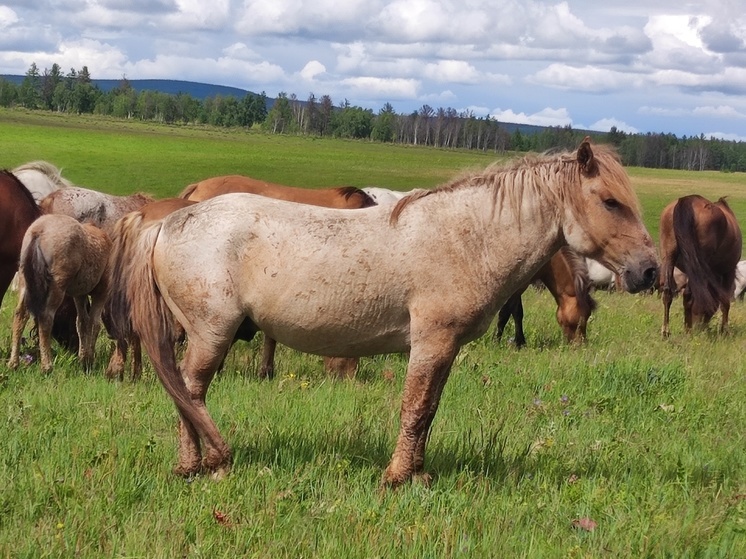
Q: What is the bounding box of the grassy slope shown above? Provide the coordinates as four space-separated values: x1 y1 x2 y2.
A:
1 109 745 558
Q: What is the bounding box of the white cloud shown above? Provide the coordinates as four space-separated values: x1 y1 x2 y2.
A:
0 6 19 27
490 107 573 127
299 60 326 81
588 117 639 134
340 76 419 99
529 63 643 93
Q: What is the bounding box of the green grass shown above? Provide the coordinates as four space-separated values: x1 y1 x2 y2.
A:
1 109 746 558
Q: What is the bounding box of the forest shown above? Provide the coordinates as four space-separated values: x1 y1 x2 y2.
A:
2 62 745 172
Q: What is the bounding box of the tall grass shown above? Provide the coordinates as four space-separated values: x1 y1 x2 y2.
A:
1 109 745 558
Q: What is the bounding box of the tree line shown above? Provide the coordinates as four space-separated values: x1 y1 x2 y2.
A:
2 62 746 172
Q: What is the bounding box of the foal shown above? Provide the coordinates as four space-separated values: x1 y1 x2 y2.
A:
8 215 111 373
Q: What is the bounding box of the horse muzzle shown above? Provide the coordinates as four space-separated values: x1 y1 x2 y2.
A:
621 258 659 293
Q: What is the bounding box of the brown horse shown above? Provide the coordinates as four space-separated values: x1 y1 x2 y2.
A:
494 247 596 347
180 175 376 210
8 215 112 373
123 139 657 486
181 174 376 379
660 194 742 336
0 170 42 306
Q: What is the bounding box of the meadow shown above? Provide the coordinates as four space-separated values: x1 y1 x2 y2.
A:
1 108 746 558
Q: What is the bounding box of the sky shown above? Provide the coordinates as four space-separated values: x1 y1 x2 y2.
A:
1 0 745 140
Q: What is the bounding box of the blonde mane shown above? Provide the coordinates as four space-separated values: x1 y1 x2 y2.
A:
12 160 76 189
390 143 637 225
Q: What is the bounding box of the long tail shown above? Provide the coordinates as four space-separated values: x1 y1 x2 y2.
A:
125 215 211 438
673 197 724 317
21 231 52 318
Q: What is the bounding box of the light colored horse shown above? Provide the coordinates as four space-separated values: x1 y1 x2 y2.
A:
12 160 74 203
180 175 376 380
361 187 412 205
8 215 112 373
40 186 154 236
733 260 746 300
123 139 658 486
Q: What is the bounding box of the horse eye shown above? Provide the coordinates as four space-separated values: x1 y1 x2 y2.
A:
603 198 620 211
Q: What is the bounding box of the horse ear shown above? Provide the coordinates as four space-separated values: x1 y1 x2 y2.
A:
577 136 598 176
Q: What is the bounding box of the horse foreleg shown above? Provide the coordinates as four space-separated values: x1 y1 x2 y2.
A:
512 296 526 347
7 293 30 369
661 286 674 338
259 335 276 379
382 332 459 488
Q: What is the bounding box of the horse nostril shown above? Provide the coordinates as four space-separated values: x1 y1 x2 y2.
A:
643 266 658 285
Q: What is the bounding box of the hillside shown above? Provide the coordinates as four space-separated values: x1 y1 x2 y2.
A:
0 74 554 136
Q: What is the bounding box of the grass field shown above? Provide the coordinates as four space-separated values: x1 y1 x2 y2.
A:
1 109 746 558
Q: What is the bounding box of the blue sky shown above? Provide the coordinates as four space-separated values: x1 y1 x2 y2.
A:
1 0 745 139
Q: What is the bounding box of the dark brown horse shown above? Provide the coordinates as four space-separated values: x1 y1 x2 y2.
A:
0 170 41 305
660 194 742 336
494 247 596 347
180 175 376 379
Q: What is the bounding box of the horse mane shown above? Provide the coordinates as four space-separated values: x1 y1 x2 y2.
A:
335 186 377 208
12 160 75 188
389 143 636 226
1 169 42 213
178 182 198 199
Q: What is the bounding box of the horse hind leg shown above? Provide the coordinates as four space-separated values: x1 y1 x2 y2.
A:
176 338 234 478
7 292 31 369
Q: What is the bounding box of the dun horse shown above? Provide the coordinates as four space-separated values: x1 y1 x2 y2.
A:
124 139 658 486
8 215 111 373
494 247 596 347
660 194 742 336
180 174 376 379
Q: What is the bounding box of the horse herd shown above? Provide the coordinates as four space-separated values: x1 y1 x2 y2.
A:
0 139 740 487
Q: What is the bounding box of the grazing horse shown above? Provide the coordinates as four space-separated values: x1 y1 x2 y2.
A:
180 175 376 379
40 186 154 236
12 160 74 203
660 194 742 336
8 215 112 373
494 247 596 347
123 139 658 486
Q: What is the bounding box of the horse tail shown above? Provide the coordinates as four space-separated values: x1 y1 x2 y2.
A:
178 182 198 200
672 196 724 317
126 216 209 440
21 231 52 318
106 212 145 344
340 186 377 208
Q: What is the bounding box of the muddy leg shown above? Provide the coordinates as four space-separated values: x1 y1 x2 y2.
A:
105 338 127 380
381 332 459 488
176 340 233 477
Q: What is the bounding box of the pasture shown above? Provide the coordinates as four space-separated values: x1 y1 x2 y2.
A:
1 109 746 557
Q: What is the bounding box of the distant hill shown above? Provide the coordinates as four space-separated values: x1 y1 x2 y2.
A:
0 75 250 101
0 74 558 136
